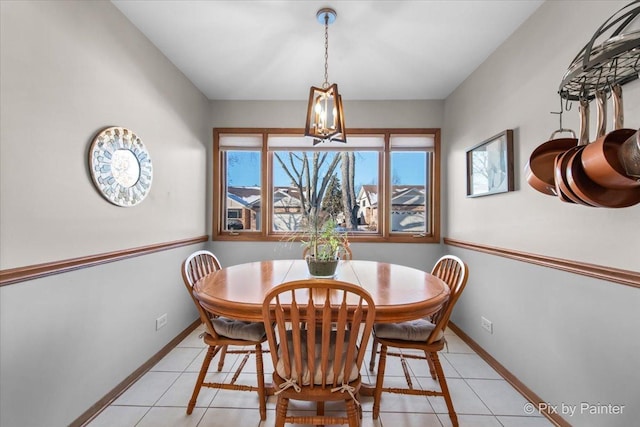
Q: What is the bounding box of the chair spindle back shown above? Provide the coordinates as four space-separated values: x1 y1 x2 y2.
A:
263 279 375 390
428 255 469 344
181 250 222 339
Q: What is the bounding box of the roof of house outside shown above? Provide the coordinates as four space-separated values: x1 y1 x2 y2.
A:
227 185 425 210
357 185 425 208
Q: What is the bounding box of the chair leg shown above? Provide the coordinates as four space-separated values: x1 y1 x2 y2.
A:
275 396 289 427
425 350 437 379
430 352 458 427
369 337 379 371
372 344 388 419
255 343 266 421
346 398 359 427
187 345 215 414
217 345 228 371
400 354 417 391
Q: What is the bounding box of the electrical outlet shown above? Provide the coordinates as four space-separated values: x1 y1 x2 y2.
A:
481 316 493 334
156 313 168 330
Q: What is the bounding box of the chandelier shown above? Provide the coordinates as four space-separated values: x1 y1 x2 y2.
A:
304 8 347 145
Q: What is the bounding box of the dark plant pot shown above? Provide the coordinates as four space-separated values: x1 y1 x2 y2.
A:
306 257 339 278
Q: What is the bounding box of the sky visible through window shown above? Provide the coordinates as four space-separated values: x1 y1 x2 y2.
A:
227 151 426 187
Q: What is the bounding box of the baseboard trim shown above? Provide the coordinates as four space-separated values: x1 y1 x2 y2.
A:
72 319 202 427
448 322 571 427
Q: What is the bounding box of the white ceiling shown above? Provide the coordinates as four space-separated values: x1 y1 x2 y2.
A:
112 0 544 101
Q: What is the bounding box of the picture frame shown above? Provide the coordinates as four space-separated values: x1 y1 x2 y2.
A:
466 129 514 197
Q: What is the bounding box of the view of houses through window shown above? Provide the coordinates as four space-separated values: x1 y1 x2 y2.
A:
215 130 439 242
271 151 378 233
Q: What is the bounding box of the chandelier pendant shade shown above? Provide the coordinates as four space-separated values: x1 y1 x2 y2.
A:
305 83 346 144
304 8 347 145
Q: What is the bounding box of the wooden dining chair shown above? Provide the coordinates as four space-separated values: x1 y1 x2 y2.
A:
262 279 375 427
183 250 232 371
368 255 469 427
182 250 267 420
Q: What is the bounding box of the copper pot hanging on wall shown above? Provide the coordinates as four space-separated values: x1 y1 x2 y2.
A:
553 98 594 205
565 146 640 208
581 85 640 189
565 91 640 208
526 123 578 196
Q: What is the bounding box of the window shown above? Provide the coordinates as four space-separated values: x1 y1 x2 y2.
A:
218 135 262 233
389 135 433 236
213 128 440 243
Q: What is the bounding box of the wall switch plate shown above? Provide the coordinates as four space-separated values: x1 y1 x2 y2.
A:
481 316 493 334
156 313 168 330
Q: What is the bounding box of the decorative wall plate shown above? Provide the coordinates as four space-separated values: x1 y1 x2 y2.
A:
89 126 153 207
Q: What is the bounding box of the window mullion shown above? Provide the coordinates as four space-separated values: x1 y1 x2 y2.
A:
262 132 269 238
382 132 391 239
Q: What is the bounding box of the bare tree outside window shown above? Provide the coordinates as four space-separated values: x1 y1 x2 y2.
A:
274 151 359 231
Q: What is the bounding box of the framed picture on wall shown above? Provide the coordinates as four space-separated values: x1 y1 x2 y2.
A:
466 129 514 197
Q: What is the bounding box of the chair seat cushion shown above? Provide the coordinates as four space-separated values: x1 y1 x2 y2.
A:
275 330 359 386
211 317 266 342
374 319 444 342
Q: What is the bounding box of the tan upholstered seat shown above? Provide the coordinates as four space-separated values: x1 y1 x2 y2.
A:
275 330 359 386
369 255 469 427
210 316 266 342
373 318 443 342
263 279 375 427
182 250 267 420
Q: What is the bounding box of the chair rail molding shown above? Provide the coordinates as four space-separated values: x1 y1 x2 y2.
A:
0 236 209 287
444 238 639 288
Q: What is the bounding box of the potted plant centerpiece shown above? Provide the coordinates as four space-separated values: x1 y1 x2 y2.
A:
300 213 349 278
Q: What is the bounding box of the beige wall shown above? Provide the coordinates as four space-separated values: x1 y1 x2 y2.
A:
0 2 209 426
445 2 640 426
0 0 210 269
444 0 639 271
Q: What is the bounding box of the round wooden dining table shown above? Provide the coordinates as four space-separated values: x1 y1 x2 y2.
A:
193 259 450 323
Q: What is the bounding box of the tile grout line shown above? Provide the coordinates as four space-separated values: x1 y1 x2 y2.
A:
91 327 550 426
145 329 211 425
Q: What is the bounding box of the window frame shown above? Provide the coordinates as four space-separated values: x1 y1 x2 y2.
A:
213 128 440 243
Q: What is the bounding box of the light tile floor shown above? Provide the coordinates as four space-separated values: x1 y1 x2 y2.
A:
87 325 554 427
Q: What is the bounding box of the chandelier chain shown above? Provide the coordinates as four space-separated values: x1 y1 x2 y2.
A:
305 8 346 144
323 13 329 88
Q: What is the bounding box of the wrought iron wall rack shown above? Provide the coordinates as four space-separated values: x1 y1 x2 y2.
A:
559 1 640 101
